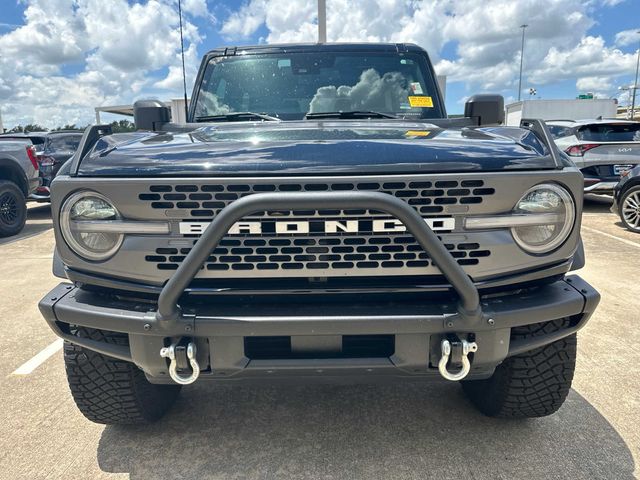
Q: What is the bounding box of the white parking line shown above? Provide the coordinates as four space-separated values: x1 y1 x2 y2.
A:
11 339 63 375
582 226 640 250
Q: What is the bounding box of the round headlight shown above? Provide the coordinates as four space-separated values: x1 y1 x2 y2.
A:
60 192 123 261
511 184 575 254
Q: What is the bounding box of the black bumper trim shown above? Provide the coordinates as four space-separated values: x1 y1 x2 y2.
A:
40 275 599 368
39 284 134 362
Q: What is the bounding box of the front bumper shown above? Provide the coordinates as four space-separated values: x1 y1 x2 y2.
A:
39 275 599 383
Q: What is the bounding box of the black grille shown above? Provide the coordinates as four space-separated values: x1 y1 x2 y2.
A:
144 235 491 272
138 178 494 277
138 180 495 218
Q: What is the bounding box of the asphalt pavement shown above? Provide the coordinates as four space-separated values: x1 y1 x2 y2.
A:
0 197 638 480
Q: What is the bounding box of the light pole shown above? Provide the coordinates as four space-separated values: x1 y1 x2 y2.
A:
178 0 188 122
317 0 327 43
517 24 528 102
630 31 640 120
619 85 633 118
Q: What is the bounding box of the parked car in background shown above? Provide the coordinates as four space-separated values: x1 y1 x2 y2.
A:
0 131 49 154
613 165 640 232
0 137 40 236
548 119 640 194
32 130 83 201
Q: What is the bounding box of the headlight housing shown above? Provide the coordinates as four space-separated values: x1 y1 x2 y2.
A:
60 192 123 261
511 183 575 254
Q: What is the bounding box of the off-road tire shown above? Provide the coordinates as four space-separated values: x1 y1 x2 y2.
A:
462 319 576 418
618 185 640 233
63 327 181 425
0 180 27 237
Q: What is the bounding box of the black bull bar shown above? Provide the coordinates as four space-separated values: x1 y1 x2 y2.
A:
155 191 483 326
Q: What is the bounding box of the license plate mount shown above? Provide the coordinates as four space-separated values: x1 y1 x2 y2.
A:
614 164 634 175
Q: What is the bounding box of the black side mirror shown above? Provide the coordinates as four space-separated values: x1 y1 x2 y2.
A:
464 94 505 126
133 99 171 131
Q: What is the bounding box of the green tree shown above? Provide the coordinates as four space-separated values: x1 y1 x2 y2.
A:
23 124 47 133
52 124 80 131
109 119 136 133
8 124 48 133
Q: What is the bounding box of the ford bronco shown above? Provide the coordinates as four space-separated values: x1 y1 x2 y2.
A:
39 43 600 424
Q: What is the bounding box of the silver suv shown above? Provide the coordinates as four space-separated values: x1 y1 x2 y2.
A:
548 119 640 194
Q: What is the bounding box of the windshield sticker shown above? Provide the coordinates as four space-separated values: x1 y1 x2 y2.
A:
408 96 433 108
405 130 431 137
409 82 423 95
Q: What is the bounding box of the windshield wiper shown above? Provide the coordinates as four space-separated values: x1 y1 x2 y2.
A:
195 112 280 122
304 110 397 120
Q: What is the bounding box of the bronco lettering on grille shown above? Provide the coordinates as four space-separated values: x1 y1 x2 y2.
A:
179 218 455 235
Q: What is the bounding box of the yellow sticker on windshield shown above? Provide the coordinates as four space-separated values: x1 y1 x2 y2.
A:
408 96 434 108
405 130 430 137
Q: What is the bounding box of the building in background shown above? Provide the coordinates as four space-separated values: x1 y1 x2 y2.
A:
95 99 188 124
617 105 640 120
505 99 618 126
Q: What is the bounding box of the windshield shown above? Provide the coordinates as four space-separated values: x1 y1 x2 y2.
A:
577 123 640 142
193 51 443 121
46 134 82 152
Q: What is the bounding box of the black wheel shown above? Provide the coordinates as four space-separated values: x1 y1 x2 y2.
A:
619 185 640 233
462 319 576 418
0 180 27 237
63 327 181 425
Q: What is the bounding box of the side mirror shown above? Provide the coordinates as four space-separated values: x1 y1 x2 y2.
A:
464 94 505 126
133 99 171 131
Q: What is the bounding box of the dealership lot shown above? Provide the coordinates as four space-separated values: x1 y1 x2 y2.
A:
0 197 638 480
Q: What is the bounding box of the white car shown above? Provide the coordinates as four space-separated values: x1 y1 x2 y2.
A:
547 119 640 194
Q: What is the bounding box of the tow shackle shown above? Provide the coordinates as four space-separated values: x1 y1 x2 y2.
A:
160 342 200 385
438 338 478 381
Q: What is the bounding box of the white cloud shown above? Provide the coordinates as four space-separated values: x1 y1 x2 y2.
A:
219 0 268 39
528 36 636 85
1 0 637 129
576 76 613 92
155 42 200 91
0 0 205 129
615 28 640 47
181 0 211 18
2 0 88 67
219 0 635 100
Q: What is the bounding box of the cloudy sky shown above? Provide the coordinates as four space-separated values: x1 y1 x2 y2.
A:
0 0 639 129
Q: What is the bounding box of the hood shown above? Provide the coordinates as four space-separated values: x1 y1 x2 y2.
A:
77 120 557 176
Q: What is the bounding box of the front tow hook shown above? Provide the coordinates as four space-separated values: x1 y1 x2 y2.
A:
160 341 201 385
438 338 478 381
